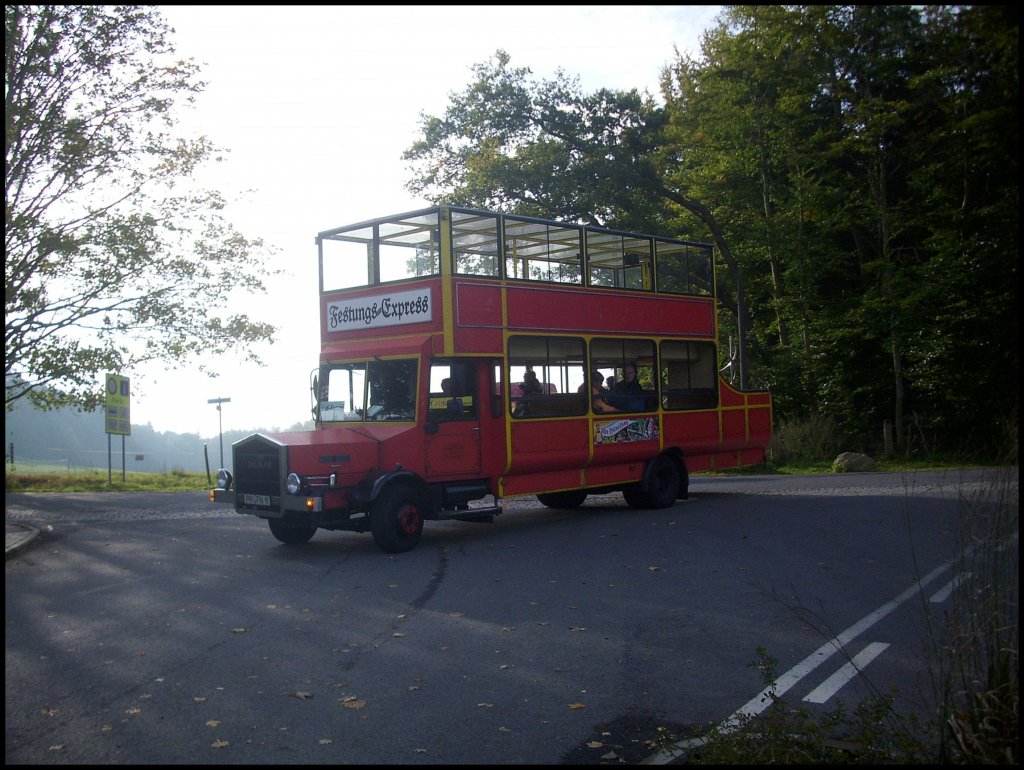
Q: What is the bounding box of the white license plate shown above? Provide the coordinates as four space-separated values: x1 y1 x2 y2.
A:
242 493 271 506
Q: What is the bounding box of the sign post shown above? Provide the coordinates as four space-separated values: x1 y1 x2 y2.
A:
207 397 231 469
104 374 131 482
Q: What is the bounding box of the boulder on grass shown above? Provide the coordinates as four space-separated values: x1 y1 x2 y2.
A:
832 451 876 472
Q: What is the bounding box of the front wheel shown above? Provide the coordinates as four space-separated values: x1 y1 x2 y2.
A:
371 483 424 553
268 517 317 544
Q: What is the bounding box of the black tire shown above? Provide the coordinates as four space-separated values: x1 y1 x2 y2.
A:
371 483 424 553
622 485 647 509
678 462 690 500
623 455 681 509
267 517 317 544
536 490 588 509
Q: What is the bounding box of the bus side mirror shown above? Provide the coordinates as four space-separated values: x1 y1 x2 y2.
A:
424 422 438 435
311 374 320 422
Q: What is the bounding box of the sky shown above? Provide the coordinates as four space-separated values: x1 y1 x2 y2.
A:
132 4 722 439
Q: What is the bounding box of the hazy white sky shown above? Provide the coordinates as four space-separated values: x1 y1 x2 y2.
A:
134 4 722 438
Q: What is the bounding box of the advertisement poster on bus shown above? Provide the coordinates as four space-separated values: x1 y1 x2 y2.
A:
593 417 658 446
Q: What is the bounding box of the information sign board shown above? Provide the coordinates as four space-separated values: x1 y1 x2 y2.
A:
104 374 131 435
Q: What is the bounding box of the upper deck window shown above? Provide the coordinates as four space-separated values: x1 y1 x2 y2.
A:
655 240 713 296
504 216 583 285
587 230 654 291
319 209 441 291
452 210 501 277
317 206 715 298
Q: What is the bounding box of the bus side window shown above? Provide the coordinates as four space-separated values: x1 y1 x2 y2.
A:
660 341 719 410
429 359 477 419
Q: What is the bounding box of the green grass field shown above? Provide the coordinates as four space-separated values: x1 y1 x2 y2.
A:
5 461 212 492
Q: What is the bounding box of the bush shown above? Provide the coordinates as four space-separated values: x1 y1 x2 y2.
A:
770 414 842 465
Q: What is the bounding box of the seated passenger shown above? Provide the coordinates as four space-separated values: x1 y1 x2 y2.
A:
513 369 545 417
579 370 619 414
521 369 544 396
611 362 645 411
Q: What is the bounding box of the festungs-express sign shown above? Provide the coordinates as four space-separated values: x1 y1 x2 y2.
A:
326 288 432 332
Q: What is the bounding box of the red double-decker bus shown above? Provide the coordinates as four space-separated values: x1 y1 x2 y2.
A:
211 206 772 552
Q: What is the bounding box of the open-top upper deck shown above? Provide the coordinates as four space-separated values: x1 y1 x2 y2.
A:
315 206 721 362
316 205 715 297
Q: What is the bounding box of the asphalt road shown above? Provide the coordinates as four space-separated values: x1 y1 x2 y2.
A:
5 468 1016 764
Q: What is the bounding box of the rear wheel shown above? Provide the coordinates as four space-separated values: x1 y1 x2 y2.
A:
371 483 424 553
623 455 681 509
536 490 588 509
267 517 317 544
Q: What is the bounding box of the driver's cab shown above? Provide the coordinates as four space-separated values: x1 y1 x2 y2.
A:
315 359 417 423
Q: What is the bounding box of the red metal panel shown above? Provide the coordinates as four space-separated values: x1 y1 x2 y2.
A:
747 406 773 445
454 282 503 328
499 468 585 497
719 381 747 407
713 451 740 469
584 462 644 488
503 285 715 337
321 334 433 361
740 447 766 466
720 409 748 450
451 327 503 355
662 411 720 454
506 419 590 476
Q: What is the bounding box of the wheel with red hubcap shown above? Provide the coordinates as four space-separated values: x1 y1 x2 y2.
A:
370 483 424 553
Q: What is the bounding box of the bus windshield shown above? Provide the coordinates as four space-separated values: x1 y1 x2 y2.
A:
318 359 417 422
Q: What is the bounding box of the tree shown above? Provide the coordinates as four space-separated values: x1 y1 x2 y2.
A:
404 9 1017 457
5 5 278 412
662 5 1017 454
404 50 667 228
402 49 762 385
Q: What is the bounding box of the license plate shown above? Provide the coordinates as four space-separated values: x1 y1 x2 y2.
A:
242 493 271 506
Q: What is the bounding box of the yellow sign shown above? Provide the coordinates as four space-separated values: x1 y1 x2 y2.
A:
104 373 131 435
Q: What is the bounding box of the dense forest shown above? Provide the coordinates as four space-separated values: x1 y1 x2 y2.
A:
403 5 1018 460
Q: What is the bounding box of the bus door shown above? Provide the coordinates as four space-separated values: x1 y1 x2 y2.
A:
424 360 481 477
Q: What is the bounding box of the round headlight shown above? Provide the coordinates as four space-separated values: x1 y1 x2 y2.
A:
216 468 233 490
286 472 304 495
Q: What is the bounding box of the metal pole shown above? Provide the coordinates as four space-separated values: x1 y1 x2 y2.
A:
207 397 231 470
218 404 223 468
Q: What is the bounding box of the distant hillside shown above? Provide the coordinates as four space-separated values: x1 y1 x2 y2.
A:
5 399 312 474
